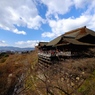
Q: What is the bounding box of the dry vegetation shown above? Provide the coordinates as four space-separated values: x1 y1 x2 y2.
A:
34 58 95 95
0 51 38 95
0 49 95 95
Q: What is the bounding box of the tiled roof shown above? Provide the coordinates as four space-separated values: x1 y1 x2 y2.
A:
38 42 48 47
47 26 95 46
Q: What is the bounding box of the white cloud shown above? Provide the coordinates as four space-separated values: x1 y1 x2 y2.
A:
0 40 7 46
15 40 40 48
42 32 55 38
15 40 49 48
83 0 95 15
40 0 73 18
0 0 44 35
72 0 95 16
73 0 91 9
41 0 95 38
42 14 95 38
40 0 94 16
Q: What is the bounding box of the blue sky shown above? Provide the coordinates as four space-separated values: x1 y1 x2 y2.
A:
0 0 95 48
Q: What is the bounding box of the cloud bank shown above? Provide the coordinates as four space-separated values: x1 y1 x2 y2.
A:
15 40 39 48
0 0 44 35
41 0 95 38
0 40 7 46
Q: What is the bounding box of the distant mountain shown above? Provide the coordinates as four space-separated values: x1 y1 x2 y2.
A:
0 46 34 52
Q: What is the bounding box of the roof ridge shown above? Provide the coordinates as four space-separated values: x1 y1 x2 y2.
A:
64 26 86 35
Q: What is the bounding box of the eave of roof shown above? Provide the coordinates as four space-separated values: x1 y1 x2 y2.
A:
38 42 48 46
47 35 63 46
56 38 95 46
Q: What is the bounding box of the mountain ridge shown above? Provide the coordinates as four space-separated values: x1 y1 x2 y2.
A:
0 46 34 52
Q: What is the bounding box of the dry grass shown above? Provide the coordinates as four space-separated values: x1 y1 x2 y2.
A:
0 50 38 95
0 50 95 95
34 57 95 95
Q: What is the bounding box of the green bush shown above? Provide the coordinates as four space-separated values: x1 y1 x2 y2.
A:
78 70 95 95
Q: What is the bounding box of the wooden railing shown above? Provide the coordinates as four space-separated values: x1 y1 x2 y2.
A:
38 51 71 57
38 51 72 64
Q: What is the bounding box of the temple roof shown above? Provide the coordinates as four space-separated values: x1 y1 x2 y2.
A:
47 26 95 47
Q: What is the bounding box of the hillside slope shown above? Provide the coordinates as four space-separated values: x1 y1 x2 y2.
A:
0 50 95 95
0 50 38 95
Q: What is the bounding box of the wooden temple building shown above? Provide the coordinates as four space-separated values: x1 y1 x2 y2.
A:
38 26 95 64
